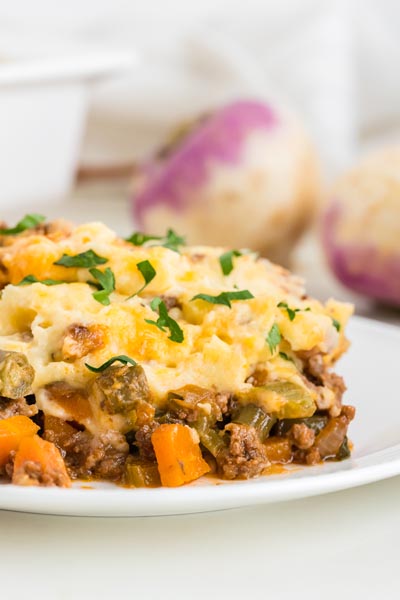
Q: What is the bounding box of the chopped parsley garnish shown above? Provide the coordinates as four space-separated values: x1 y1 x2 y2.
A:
162 229 186 252
89 267 115 305
137 260 156 285
219 250 243 276
277 301 300 321
266 323 281 353
0 214 46 235
128 260 156 299
125 232 160 246
126 229 185 253
85 355 137 373
191 290 254 308
54 250 108 268
16 275 66 286
279 351 293 363
145 297 184 343
332 318 341 332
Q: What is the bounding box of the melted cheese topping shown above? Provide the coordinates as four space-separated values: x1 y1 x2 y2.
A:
0 222 352 431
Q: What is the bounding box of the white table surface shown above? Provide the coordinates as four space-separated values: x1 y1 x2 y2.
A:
1 186 399 600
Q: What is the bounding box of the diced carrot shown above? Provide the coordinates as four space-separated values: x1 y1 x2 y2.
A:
0 415 39 466
151 423 210 487
12 435 71 487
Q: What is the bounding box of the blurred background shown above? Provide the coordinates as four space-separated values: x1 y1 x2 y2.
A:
1 0 399 322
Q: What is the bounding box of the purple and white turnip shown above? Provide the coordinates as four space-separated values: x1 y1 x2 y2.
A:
322 148 400 306
131 100 320 264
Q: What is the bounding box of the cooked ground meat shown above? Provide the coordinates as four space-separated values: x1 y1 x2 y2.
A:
216 423 270 480
341 405 356 421
135 421 159 461
290 423 315 450
0 450 15 479
0 396 38 420
291 405 355 465
299 351 347 416
304 447 321 466
46 426 129 481
215 392 230 417
304 354 346 396
85 431 129 480
12 460 70 487
323 372 347 416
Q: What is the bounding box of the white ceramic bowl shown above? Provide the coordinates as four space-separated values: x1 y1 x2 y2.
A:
0 36 133 207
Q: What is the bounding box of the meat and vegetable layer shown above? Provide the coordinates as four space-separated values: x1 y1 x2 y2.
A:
0 215 355 487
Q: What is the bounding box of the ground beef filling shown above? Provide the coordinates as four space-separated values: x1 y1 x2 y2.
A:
287 405 355 465
216 423 270 480
44 419 129 481
0 396 38 420
135 421 159 461
299 351 347 417
12 459 70 487
0 355 355 486
42 394 354 483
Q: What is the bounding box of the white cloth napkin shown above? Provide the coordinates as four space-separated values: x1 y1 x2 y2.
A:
2 0 400 176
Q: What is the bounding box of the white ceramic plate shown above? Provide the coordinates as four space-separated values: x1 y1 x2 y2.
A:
1 315 399 517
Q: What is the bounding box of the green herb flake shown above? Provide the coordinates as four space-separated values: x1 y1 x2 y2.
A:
279 351 293 363
85 355 137 373
266 323 281 353
219 250 243 276
191 290 254 308
126 229 185 253
332 318 341 332
125 232 161 246
162 229 186 252
0 214 46 235
145 297 184 343
89 267 115 305
129 260 156 300
16 275 66 286
277 301 301 321
150 296 162 311
54 250 108 268
138 261 154 281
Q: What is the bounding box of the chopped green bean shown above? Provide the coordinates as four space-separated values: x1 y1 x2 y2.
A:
238 382 316 419
90 364 150 414
124 461 160 487
194 416 226 457
0 350 34 399
232 403 276 442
